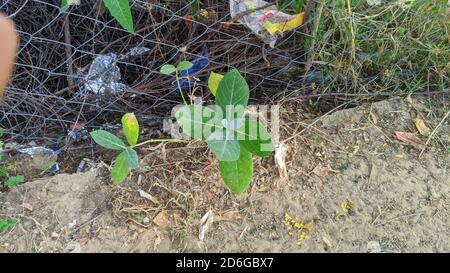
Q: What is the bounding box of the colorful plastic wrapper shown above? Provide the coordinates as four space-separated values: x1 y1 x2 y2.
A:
230 0 305 47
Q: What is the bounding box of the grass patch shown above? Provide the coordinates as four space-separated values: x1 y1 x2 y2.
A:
306 0 449 94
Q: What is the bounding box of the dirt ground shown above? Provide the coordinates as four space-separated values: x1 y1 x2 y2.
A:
0 96 448 253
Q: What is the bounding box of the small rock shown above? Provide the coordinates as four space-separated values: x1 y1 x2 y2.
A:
23 203 33 211
68 220 77 229
323 237 332 250
142 217 150 225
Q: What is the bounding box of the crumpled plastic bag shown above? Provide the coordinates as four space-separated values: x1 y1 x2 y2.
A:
84 53 127 94
230 0 304 47
83 46 150 95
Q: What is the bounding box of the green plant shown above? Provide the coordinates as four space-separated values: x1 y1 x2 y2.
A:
91 69 274 195
191 0 201 14
276 0 306 13
160 61 194 105
41 161 58 176
4 175 24 189
0 219 17 232
175 69 275 194
61 0 134 33
90 113 186 185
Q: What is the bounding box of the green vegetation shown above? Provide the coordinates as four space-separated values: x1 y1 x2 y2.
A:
0 219 17 232
305 0 449 94
62 0 134 33
276 0 307 13
92 69 274 195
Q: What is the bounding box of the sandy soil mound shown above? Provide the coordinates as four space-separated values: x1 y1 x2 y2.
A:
1 97 448 253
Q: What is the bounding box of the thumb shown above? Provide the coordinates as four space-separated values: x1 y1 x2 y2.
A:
0 13 18 102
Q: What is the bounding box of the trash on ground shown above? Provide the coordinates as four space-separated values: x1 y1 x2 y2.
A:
84 53 127 95
82 47 150 95
275 143 288 179
67 122 89 142
76 158 94 173
230 0 305 48
18 146 60 172
120 46 151 59
198 210 214 241
175 49 210 92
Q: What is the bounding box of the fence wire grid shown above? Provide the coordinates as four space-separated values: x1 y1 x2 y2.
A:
0 0 322 145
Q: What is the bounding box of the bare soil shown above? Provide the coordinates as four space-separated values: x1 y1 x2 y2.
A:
1 97 448 253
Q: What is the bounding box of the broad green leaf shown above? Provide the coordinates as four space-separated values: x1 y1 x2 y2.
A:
175 105 219 140
112 152 129 185
121 113 139 146
90 130 126 150
102 0 135 33
5 175 24 188
207 129 240 161
176 61 193 71
0 128 4 137
215 69 249 115
160 64 177 75
0 219 17 232
239 120 274 157
219 143 253 195
124 148 139 170
208 72 224 96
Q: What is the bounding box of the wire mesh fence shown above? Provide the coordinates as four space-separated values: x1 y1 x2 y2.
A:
2 0 448 146
0 0 319 145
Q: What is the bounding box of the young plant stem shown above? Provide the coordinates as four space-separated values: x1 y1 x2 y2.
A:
175 72 189 106
131 139 189 149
